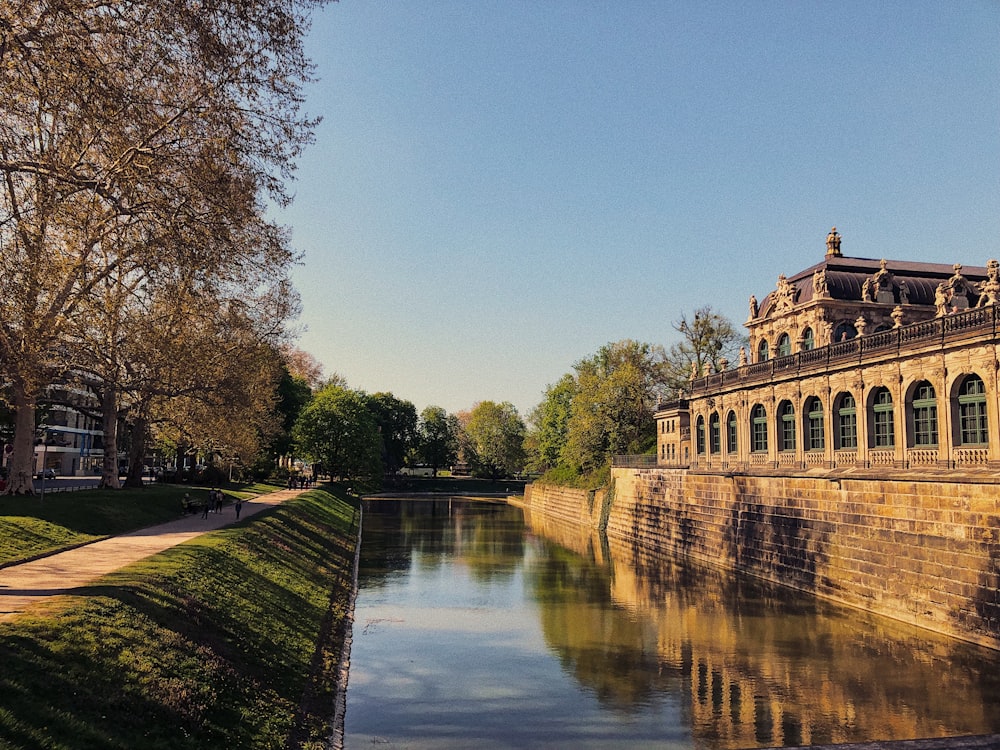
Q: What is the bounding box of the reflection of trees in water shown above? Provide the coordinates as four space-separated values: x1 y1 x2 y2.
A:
526 513 1000 747
358 499 526 589
526 542 680 711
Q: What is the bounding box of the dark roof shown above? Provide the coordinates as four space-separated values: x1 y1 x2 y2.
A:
757 255 990 316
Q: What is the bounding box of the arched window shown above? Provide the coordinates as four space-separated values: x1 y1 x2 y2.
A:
750 404 768 452
806 396 824 451
911 381 938 447
696 415 706 455
801 327 815 351
778 400 796 451
836 393 858 449
958 375 989 445
871 387 895 448
757 339 769 362
833 322 857 342
726 410 738 454
777 333 792 357
709 412 721 454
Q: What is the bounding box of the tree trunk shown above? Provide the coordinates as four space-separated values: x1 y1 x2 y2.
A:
6 386 37 495
98 387 121 489
123 415 148 488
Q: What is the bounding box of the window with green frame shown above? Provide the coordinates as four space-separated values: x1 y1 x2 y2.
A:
807 396 824 450
801 327 815 351
837 393 857 449
751 404 768 452
709 412 721 454
696 415 705 455
911 381 938 447
958 375 989 445
757 340 769 362
726 411 738 454
779 401 796 451
777 333 792 358
872 388 894 448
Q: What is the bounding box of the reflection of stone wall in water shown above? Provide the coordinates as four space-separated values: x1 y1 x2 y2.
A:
598 469 1000 651
515 483 1000 748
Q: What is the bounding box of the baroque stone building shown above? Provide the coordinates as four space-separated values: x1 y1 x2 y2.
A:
657 229 1000 473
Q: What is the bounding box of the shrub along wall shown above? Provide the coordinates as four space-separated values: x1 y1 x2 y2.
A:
0 488 360 750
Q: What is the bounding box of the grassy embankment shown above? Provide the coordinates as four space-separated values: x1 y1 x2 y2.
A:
0 482 281 567
0 483 360 749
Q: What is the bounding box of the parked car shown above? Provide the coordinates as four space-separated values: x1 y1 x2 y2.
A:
36 468 56 479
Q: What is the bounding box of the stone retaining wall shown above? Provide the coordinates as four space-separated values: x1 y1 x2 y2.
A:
519 469 1000 650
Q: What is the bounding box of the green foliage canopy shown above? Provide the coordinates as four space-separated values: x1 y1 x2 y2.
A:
464 401 526 481
292 385 381 482
368 392 418 475
416 406 459 476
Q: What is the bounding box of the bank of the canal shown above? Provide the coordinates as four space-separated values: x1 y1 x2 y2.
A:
519 468 1000 651
0 487 360 749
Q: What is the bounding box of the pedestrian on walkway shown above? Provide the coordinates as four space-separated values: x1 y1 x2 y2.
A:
235 498 242 519
201 495 209 518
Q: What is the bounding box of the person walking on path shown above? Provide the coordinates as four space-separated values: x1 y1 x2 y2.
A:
0 487 305 621
235 498 243 519
201 494 210 519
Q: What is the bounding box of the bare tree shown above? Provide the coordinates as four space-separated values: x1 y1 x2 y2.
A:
663 306 745 397
0 0 327 492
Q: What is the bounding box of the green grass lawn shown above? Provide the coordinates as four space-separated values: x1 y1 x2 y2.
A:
0 487 360 749
0 481 286 567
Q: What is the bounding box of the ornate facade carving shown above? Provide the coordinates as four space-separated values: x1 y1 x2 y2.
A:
658 230 1000 478
772 274 798 312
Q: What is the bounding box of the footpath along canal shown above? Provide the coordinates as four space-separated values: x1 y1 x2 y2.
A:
341 497 1000 750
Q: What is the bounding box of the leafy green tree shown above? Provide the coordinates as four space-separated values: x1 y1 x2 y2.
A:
367 392 418 476
416 406 459 477
526 374 577 474
664 306 745 396
562 340 668 474
464 401 526 481
270 367 314 462
293 386 381 483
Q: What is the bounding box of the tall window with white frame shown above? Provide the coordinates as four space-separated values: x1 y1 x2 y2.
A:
872 388 895 448
958 374 989 445
911 381 938 447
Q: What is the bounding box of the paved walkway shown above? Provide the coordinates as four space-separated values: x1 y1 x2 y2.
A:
0 488 305 621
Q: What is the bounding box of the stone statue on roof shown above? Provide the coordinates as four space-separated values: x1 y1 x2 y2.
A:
826 227 842 257
935 281 952 317
812 268 829 298
949 264 973 309
773 274 798 311
976 259 1000 307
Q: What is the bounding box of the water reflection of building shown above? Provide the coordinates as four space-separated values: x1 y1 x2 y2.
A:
520 503 1000 749
658 229 1000 472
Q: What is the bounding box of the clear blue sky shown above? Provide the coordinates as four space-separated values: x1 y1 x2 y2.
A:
274 1 1000 418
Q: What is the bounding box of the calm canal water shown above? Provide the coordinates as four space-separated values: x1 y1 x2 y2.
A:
343 498 1000 749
